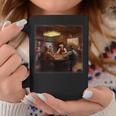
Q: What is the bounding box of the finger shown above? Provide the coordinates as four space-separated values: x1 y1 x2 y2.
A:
82 87 113 107
0 44 16 66
0 19 27 46
23 93 58 115
37 93 68 114
35 93 103 115
10 65 28 82
33 93 59 115
66 100 103 116
0 54 22 79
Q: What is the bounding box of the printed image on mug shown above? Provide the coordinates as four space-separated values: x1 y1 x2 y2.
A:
34 25 83 73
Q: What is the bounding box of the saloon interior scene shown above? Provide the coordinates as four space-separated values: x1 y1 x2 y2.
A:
35 25 83 72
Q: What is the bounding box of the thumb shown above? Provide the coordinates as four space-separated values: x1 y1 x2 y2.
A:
82 87 114 107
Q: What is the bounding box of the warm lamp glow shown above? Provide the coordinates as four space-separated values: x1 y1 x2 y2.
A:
43 31 61 37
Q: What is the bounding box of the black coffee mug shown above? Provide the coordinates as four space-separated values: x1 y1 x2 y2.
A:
23 15 88 100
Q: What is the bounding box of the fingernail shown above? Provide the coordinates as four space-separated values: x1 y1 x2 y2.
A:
21 97 32 105
37 94 47 101
16 19 27 28
21 95 30 105
26 95 35 102
1 20 11 31
82 90 93 99
22 95 35 104
4 20 11 25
